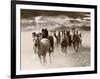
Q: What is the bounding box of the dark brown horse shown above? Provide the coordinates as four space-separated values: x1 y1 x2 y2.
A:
61 35 69 52
78 33 82 46
72 31 80 52
56 31 61 46
66 31 72 47
47 36 54 52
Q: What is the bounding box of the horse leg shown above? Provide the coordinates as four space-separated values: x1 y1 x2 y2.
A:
51 47 54 58
49 52 52 64
43 55 47 64
43 51 47 64
63 47 65 52
34 48 36 54
42 55 44 64
52 46 54 52
80 40 82 47
77 42 79 52
61 47 64 52
75 46 78 52
73 43 75 50
38 51 42 63
33 46 36 55
63 46 65 53
48 49 52 63
75 42 78 52
39 55 42 64
33 46 36 54
75 43 77 52
66 46 67 53
75 46 77 52
69 41 72 48
65 46 67 53
75 44 76 51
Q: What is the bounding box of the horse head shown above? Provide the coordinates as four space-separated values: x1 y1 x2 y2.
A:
34 34 40 47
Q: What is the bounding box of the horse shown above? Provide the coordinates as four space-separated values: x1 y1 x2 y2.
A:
47 36 54 52
72 31 80 52
32 32 38 54
60 35 69 52
66 31 72 47
61 30 65 36
53 31 58 47
42 28 54 53
34 35 52 64
78 33 82 46
56 31 61 46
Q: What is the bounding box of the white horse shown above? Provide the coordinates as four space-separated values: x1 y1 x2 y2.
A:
32 33 38 55
34 36 52 64
53 36 57 47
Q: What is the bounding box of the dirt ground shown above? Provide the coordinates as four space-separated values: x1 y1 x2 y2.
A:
21 30 90 70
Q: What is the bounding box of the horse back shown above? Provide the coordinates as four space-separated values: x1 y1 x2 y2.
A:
40 38 51 48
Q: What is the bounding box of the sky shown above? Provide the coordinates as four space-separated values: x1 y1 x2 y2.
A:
21 9 90 19
20 9 91 31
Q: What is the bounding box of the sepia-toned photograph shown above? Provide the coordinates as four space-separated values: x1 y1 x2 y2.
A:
21 9 91 69
13 1 97 77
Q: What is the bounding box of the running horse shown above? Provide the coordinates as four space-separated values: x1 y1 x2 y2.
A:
53 31 58 47
34 29 54 64
32 32 38 54
78 32 82 46
66 31 72 47
56 31 61 46
61 34 69 52
72 31 80 52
